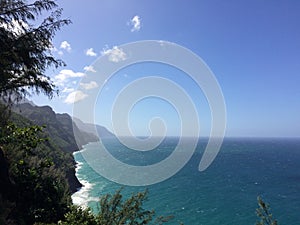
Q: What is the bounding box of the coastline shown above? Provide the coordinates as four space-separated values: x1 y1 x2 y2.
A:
68 142 98 194
71 146 99 208
67 158 83 193
66 146 85 194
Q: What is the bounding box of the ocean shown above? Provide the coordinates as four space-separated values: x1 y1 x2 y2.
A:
72 137 300 224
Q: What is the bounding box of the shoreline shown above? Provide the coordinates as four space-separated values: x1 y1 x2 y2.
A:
71 147 99 208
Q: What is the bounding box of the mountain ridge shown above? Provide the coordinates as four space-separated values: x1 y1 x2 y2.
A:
11 102 115 193
72 117 115 139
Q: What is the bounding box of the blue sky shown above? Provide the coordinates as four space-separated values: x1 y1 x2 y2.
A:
30 0 300 137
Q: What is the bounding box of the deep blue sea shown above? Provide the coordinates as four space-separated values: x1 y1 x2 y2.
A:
72 138 300 224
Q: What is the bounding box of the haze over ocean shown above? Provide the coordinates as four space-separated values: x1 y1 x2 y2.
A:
72 137 300 224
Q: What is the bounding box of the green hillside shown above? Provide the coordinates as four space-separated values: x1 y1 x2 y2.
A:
13 103 98 153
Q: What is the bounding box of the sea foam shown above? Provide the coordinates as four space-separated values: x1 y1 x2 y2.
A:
71 179 98 208
72 150 99 208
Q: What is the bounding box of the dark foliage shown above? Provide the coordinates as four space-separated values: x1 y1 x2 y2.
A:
0 1 73 223
59 189 174 225
256 196 278 225
0 122 72 224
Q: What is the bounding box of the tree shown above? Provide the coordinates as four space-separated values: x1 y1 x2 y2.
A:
0 2 71 223
59 189 175 225
97 189 155 224
58 205 98 225
0 0 71 102
256 196 278 225
0 123 71 224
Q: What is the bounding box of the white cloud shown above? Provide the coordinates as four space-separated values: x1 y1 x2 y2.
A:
54 69 85 86
101 46 127 62
60 41 71 52
64 91 88 104
62 87 75 93
130 15 141 32
84 65 96 73
80 81 98 90
86 48 97 57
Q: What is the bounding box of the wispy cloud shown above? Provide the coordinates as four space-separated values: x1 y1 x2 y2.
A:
50 46 64 56
86 48 97 57
54 69 85 86
101 46 127 62
84 65 96 73
64 91 88 104
130 15 141 32
60 41 71 52
80 81 98 90
62 87 75 93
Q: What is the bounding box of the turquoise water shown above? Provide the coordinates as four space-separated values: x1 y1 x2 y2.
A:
72 138 300 224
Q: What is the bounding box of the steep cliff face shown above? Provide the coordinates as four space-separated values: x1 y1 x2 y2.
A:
11 103 99 193
10 103 116 193
13 103 98 152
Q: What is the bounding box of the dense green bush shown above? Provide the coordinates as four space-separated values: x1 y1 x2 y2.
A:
59 189 174 225
0 123 71 224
